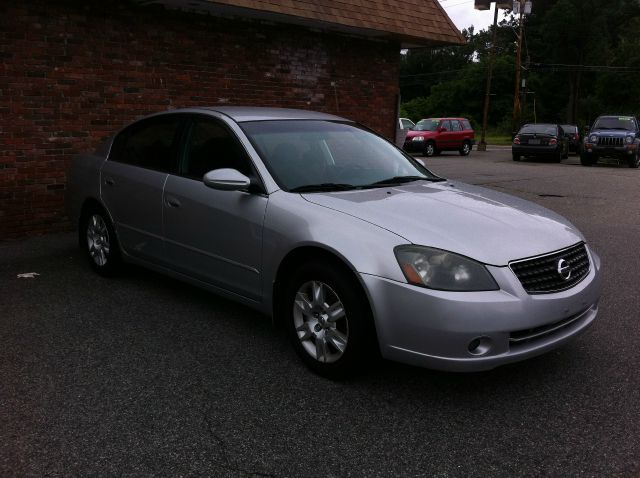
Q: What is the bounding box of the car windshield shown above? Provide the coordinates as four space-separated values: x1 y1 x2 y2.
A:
593 116 636 131
413 119 440 132
561 125 577 133
519 124 557 135
241 120 443 191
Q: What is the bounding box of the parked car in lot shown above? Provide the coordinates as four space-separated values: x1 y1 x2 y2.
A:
403 117 475 157
560 124 581 154
512 123 569 162
67 107 601 378
581 115 640 168
398 117 415 130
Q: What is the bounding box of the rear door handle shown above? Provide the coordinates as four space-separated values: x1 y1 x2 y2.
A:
165 196 181 208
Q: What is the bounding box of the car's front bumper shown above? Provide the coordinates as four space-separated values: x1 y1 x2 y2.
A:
403 140 425 153
582 143 637 158
362 246 602 372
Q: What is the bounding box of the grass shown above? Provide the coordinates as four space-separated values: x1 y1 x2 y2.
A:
484 135 513 146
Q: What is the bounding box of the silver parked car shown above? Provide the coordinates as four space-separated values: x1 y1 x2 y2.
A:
67 107 602 378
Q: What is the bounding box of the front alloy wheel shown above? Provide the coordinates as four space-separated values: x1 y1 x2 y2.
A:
424 141 436 157
293 281 349 364
285 261 375 378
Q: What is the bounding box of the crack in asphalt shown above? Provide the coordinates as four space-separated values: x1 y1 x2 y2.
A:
194 379 279 478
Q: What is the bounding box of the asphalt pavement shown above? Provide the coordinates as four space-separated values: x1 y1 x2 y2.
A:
1 149 639 477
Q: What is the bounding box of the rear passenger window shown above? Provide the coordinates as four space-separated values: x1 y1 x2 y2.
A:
451 121 462 131
109 115 182 173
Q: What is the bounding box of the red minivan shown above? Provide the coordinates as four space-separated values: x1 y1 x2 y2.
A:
403 118 475 157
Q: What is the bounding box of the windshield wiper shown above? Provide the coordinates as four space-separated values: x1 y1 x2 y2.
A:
367 175 445 187
289 183 358 193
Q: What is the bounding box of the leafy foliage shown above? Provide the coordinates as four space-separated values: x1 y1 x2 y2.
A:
400 0 640 132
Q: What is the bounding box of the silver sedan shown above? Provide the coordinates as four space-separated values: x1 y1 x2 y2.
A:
67 107 602 378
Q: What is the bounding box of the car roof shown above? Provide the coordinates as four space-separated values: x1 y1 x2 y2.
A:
418 117 469 121
157 106 348 123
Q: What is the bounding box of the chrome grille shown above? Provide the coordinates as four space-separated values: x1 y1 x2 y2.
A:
509 243 590 294
597 136 623 147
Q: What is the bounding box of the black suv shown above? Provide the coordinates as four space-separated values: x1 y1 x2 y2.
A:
581 115 640 168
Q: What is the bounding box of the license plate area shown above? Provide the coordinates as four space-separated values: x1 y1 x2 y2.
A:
528 139 541 145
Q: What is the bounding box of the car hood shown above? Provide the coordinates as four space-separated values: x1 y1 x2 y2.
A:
301 181 584 266
590 129 631 136
406 130 434 138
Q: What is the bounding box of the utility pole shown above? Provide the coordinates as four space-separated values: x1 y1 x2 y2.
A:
478 4 500 152
512 1 531 134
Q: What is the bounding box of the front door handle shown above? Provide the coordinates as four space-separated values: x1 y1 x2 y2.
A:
105 178 115 186
165 196 181 208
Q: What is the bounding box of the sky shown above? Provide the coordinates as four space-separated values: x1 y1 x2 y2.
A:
441 0 510 32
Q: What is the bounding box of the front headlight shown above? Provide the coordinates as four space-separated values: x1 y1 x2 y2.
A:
589 134 597 143
625 136 633 144
394 246 499 291
412 136 425 142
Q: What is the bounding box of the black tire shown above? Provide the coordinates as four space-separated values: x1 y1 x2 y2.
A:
512 153 521 161
423 141 436 157
629 152 640 168
80 206 122 276
580 154 596 166
459 140 471 156
284 260 376 379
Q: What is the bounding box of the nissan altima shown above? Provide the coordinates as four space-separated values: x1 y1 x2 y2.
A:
67 107 602 378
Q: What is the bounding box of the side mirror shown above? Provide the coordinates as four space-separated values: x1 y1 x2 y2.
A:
203 168 251 191
437 126 446 133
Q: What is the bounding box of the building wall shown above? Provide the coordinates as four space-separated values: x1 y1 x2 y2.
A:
0 0 400 238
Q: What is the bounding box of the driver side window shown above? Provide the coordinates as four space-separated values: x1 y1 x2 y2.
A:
182 117 252 179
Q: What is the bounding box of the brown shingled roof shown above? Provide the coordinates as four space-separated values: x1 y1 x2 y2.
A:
204 0 465 46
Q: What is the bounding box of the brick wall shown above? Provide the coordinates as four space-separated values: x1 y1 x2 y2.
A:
0 0 401 238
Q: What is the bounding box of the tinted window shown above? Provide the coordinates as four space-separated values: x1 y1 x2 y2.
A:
182 117 252 179
462 120 472 130
451 120 462 132
110 115 182 173
561 125 578 134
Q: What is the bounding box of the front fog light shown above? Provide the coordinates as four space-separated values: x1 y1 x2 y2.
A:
395 245 499 291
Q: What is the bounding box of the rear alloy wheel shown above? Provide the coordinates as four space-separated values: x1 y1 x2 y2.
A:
81 208 122 276
285 261 374 379
424 141 436 157
459 140 471 156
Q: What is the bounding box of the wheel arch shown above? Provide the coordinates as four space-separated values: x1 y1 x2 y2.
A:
271 245 376 333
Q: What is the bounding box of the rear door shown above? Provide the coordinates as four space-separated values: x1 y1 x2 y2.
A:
438 120 455 150
100 114 184 263
450 119 464 149
162 115 268 300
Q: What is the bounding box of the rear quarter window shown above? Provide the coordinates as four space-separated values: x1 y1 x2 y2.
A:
109 115 183 173
462 120 472 130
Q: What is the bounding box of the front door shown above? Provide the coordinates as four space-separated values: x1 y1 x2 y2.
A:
162 115 268 301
